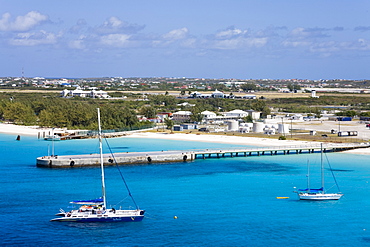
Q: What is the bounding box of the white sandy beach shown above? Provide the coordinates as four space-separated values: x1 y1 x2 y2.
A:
0 123 49 136
1 123 369 155
125 131 370 155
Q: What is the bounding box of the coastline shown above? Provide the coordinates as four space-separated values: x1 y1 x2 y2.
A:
125 132 370 155
0 123 48 136
1 123 369 155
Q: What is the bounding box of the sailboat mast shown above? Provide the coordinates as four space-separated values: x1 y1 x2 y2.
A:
97 108 107 209
307 160 310 191
321 143 324 191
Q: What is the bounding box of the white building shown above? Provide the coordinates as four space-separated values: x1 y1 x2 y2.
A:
60 87 110 98
311 90 319 98
212 89 224 98
172 111 192 122
190 90 225 98
223 109 248 118
91 89 109 98
177 102 195 107
245 110 261 120
201 110 217 119
242 95 257 99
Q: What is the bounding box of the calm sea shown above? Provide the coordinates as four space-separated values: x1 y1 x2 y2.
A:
1 133 370 246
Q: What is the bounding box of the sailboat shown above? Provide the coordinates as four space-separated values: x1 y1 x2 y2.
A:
51 108 145 222
294 143 343 200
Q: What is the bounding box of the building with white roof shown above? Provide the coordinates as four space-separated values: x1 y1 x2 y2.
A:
172 111 192 122
60 87 110 98
201 110 217 119
223 109 249 118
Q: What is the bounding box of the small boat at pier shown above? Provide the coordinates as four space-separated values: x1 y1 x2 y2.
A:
44 135 61 141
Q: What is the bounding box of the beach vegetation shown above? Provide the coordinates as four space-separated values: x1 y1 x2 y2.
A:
335 110 358 118
1 101 37 125
164 118 174 130
189 106 204 123
139 105 157 119
243 115 254 123
0 93 150 130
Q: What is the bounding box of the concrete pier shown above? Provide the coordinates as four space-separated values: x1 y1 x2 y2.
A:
36 142 370 168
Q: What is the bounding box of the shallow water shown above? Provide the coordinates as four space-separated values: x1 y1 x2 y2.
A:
1 133 370 246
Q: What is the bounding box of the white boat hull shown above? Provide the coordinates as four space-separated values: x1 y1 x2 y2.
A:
51 209 145 222
298 192 343 200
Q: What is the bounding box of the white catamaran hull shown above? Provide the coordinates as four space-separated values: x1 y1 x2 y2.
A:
298 193 343 200
51 209 145 222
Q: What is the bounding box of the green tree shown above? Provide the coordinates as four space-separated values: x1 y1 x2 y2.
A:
190 106 203 123
240 83 257 92
312 108 322 119
212 84 228 91
243 115 254 123
287 83 301 92
2 102 37 125
336 110 357 118
251 100 271 118
139 105 157 118
164 117 174 130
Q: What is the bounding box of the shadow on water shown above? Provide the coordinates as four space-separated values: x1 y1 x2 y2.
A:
362 237 370 243
169 159 300 178
110 147 129 149
328 168 355 172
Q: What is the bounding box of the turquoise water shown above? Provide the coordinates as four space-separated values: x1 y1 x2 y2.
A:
1 133 370 246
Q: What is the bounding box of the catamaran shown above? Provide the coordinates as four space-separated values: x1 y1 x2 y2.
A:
294 143 343 200
51 108 145 222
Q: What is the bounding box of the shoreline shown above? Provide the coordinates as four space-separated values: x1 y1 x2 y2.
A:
1 123 369 155
0 123 50 137
125 132 370 155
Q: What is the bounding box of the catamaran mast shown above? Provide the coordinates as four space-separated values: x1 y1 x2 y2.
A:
97 108 107 209
321 143 324 192
307 160 310 192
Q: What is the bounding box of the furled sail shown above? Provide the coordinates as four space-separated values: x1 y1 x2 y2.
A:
70 197 103 205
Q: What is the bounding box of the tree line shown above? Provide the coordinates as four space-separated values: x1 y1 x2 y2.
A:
0 93 152 130
1 92 369 130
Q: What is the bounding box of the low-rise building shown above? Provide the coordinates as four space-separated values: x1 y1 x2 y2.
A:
223 109 248 118
60 87 110 98
172 111 192 122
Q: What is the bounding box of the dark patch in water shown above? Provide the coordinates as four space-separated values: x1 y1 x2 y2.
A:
326 168 354 172
362 237 370 242
240 161 297 173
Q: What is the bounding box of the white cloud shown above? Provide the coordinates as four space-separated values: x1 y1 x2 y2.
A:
95 17 145 34
69 19 87 34
215 28 247 39
0 11 48 32
356 39 370 50
68 35 87 49
163 28 188 40
180 38 197 48
213 37 267 50
289 27 329 39
9 30 58 46
106 17 123 28
282 40 312 48
100 34 131 47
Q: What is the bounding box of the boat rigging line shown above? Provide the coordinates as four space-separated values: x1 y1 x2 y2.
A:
103 136 140 210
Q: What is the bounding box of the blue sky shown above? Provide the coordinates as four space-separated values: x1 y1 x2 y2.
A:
1 0 370 80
